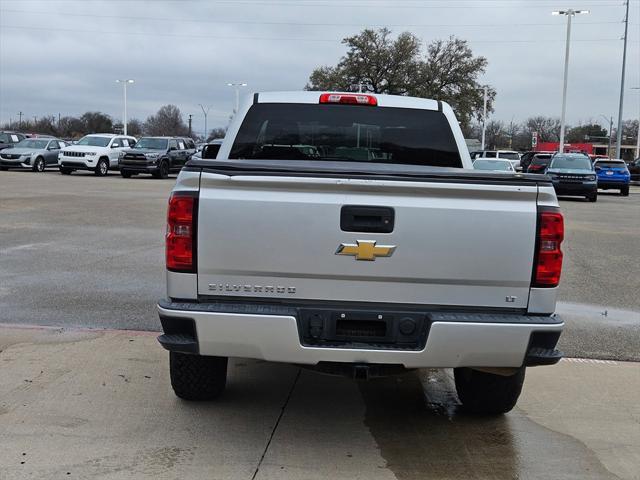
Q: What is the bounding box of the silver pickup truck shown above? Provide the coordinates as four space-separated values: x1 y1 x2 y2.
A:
158 92 565 414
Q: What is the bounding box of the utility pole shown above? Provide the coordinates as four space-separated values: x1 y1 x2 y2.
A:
608 116 613 158
188 114 193 137
508 117 514 149
615 0 630 158
58 113 61 130
632 87 640 158
599 115 614 158
481 86 488 150
33 116 37 124
17 111 23 129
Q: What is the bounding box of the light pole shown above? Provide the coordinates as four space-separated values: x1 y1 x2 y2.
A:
481 85 488 150
599 114 613 158
227 83 247 114
615 0 630 158
198 104 211 141
552 9 589 153
632 87 640 159
115 79 134 135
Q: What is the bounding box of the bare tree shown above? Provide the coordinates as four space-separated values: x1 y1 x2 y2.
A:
144 105 188 136
484 120 505 149
127 118 143 137
206 127 227 142
523 116 562 143
81 112 113 134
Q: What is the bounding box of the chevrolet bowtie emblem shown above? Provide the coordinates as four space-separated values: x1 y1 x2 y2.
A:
335 240 396 261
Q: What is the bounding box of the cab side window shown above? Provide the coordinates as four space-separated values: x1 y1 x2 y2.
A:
111 138 121 148
169 140 178 151
177 140 186 150
48 140 59 150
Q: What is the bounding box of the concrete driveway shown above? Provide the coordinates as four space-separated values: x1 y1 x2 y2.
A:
1 326 638 480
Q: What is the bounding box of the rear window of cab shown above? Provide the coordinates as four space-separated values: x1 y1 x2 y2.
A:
229 103 462 168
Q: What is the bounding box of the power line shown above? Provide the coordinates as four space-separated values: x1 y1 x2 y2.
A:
0 8 625 28
0 24 628 44
1 0 636 7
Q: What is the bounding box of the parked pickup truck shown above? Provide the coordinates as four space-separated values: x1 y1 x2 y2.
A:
157 91 565 414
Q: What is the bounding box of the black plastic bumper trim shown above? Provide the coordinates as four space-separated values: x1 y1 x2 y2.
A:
524 347 563 366
158 314 198 354
157 333 198 354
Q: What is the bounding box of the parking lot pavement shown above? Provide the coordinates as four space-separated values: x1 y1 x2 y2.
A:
0 326 638 480
1 171 638 360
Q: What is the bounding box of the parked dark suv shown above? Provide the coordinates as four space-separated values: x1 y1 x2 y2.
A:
546 153 598 202
526 153 553 173
628 157 640 182
0 131 26 151
118 137 196 178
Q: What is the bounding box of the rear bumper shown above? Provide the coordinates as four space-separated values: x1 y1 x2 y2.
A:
157 300 563 368
597 179 629 188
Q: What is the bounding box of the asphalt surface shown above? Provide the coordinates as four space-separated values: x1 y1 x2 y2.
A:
0 169 639 361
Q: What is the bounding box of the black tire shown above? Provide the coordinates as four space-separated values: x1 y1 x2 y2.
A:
169 352 228 401
588 194 597 202
120 170 132 178
454 367 525 414
621 186 629 196
95 158 109 176
154 160 170 179
60 167 72 175
32 157 45 172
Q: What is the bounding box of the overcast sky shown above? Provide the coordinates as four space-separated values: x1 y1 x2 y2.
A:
0 0 638 136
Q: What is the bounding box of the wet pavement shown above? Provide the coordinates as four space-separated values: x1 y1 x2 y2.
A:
0 327 638 480
1 170 639 479
0 171 639 361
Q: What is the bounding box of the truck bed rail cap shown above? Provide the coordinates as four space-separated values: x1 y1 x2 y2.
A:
186 158 552 185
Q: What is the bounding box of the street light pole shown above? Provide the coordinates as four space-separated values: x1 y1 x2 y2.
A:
227 83 247 114
199 104 211 141
115 79 134 135
481 86 488 150
552 9 589 153
615 0 630 158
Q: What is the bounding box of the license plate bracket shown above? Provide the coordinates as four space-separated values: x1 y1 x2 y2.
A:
298 308 428 350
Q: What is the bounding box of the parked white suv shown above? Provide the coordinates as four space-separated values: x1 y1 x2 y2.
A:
58 134 137 176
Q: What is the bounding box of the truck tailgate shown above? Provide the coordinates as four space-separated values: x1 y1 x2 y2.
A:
196 172 538 309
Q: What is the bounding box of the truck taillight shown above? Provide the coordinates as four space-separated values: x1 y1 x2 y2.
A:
319 93 377 106
533 208 564 288
166 192 197 273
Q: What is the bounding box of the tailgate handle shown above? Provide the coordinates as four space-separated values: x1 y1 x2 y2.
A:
341 205 394 233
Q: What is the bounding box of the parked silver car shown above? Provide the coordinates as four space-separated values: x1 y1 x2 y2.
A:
0 137 67 172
